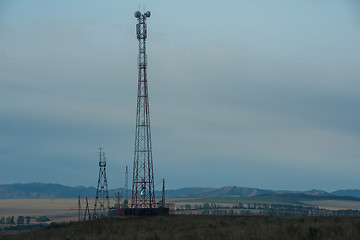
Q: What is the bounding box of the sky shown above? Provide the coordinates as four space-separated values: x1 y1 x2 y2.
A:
1 0 360 192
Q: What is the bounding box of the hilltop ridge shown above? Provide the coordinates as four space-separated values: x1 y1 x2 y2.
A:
1 183 360 199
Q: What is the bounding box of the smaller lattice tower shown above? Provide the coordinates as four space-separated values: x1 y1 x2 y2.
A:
93 148 110 218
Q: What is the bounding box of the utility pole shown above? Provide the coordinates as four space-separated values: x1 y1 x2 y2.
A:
125 165 129 205
84 197 91 221
78 196 81 222
162 179 165 207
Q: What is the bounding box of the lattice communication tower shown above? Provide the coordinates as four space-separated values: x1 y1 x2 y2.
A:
132 10 156 209
93 148 110 218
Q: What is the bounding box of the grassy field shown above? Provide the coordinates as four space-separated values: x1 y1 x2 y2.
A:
2 215 360 240
303 200 360 211
2 198 360 239
1 197 360 223
0 198 81 223
170 196 360 210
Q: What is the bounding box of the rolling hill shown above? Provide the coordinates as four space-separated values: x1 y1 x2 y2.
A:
165 186 274 198
0 183 97 199
332 189 360 198
1 183 360 200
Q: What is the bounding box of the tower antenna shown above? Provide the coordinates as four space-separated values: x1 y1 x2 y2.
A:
132 10 155 210
93 148 110 218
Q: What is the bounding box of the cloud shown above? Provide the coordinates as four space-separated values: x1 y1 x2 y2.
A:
1 0 360 191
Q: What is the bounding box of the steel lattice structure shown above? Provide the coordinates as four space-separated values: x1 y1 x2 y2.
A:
132 10 156 209
93 148 110 218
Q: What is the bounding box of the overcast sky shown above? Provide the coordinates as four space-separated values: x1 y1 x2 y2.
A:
1 0 360 191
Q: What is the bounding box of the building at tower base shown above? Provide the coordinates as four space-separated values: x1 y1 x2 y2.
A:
110 206 172 217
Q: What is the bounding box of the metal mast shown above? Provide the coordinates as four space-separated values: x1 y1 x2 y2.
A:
124 165 129 205
132 10 155 209
93 148 110 218
84 197 91 221
78 196 81 222
159 179 165 208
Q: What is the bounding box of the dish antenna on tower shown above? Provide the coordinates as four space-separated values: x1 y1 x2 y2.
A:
134 10 151 19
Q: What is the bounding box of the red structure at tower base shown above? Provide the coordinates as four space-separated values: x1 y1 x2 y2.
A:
110 207 170 217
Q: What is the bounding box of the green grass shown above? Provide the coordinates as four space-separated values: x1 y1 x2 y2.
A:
2 215 360 240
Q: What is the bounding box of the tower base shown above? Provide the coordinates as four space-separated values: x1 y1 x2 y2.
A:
110 207 169 216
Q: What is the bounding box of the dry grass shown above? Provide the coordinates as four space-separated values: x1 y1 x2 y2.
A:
0 198 80 223
2 215 360 240
2 197 360 222
304 200 360 210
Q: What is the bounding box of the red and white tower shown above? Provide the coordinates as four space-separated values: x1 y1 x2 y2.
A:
132 10 155 209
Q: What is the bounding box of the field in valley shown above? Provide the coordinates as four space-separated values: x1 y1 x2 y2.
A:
0 198 93 223
1 196 360 223
170 196 360 211
303 200 360 211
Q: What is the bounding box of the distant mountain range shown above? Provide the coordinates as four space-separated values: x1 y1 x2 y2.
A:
165 186 346 198
0 183 97 199
165 186 274 198
1 183 360 200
